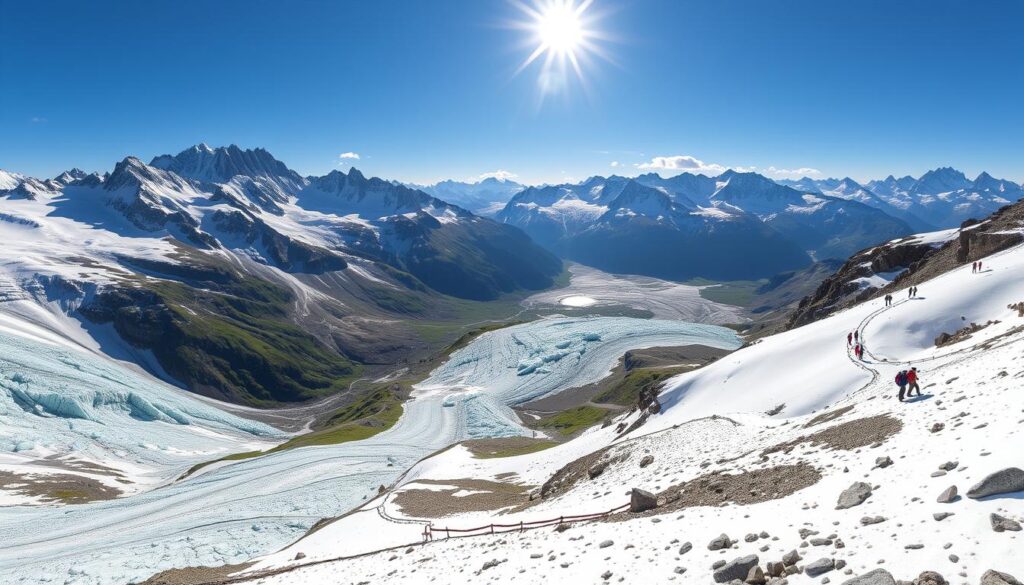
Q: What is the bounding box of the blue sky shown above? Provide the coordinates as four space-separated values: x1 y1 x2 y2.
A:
2 0 1023 184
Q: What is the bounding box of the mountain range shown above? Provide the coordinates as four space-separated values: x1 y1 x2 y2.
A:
0 145 561 405
417 176 525 216
497 170 915 279
780 167 1022 230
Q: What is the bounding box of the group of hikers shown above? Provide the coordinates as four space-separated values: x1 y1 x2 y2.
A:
847 330 865 360
907 286 920 298
972 260 985 273
883 293 894 306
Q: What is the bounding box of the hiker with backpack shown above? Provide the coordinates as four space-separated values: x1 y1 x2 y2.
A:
906 367 921 397
895 370 909 401
847 332 853 346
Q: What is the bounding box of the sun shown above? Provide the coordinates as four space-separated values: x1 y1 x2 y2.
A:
512 0 609 98
536 1 585 56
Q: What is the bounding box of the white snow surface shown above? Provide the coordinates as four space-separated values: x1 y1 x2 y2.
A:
0 316 738 584
242 243 1024 585
523 263 747 324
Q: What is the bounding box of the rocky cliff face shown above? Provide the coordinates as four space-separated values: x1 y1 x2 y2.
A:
785 198 1024 330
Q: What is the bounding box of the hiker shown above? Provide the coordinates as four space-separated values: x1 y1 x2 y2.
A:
895 370 908 401
972 261 978 273
906 367 921 397
908 287 913 298
855 343 863 360
978 261 983 272
847 331 853 346
854 330 859 343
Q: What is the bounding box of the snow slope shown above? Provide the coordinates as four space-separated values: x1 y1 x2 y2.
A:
238 243 1024 585
0 316 738 584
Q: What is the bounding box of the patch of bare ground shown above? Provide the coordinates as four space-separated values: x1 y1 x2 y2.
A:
393 478 532 518
763 414 903 457
615 463 821 520
803 404 855 428
0 470 122 504
140 562 253 585
461 437 558 459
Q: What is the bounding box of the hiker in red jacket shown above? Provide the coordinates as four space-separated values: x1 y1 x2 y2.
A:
905 367 921 397
854 343 863 360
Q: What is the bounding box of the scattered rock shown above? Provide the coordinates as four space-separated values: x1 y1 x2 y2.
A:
905 544 924 550
782 550 801 566
293 552 306 561
936 485 958 504
938 461 958 471
861 515 887 525
601 570 613 580
708 533 733 551
678 541 692 555
930 423 945 433
980 570 1023 585
967 468 1024 499
914 571 947 585
712 560 727 570
745 533 759 543
629 488 658 513
767 561 786 577
674 566 687 575
990 513 1022 532
588 461 608 479
933 512 954 521
713 555 760 583
837 482 873 509
841 569 897 585
639 455 654 469
481 559 505 571
748 565 767 585
875 456 893 469
810 537 833 546
806 558 836 577
799 528 819 539
599 540 614 548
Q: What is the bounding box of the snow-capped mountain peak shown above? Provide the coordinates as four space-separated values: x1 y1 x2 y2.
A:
150 144 307 195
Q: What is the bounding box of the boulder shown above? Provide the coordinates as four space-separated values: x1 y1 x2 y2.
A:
747 566 767 585
914 571 947 585
629 488 658 513
588 461 608 479
980 570 1022 585
990 513 1022 532
875 456 893 469
806 558 836 577
936 485 958 504
708 533 733 551
713 555 760 583
678 541 692 555
766 561 786 577
639 455 654 468
842 569 897 585
782 550 801 566
837 482 873 509
860 515 887 525
967 468 1024 499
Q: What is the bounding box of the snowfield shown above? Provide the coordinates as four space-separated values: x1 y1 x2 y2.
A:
233 243 1024 585
0 316 737 584
523 263 747 324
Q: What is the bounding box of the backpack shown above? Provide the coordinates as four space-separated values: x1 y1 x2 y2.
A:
895 372 906 386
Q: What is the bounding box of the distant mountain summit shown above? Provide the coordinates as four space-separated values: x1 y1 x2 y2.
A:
419 176 524 216
151 143 307 196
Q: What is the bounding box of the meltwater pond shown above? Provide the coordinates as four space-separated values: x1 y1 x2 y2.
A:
0 316 739 584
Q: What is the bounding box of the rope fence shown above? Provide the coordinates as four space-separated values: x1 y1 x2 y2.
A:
422 502 631 541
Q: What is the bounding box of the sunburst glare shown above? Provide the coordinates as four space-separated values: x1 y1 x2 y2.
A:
511 0 611 100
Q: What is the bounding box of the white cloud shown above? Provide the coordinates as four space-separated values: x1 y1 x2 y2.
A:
477 170 518 182
30 116 47 123
610 161 620 168
338 152 361 160
636 155 730 175
761 166 823 179
636 154 820 179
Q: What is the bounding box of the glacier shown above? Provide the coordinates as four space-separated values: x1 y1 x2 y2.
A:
0 315 738 584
